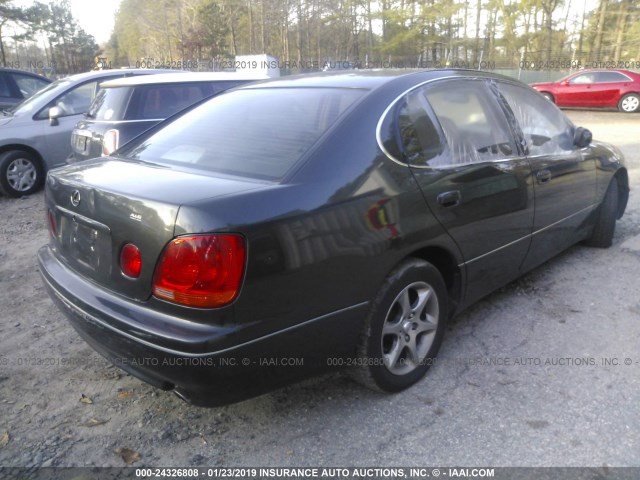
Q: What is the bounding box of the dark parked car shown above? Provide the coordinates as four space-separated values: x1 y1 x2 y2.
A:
531 69 640 112
0 68 175 197
39 70 629 406
68 72 268 163
0 68 51 110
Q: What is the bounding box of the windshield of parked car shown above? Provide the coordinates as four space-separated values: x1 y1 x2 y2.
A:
9 78 72 115
122 87 365 180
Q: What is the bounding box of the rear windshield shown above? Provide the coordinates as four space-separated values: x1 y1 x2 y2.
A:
122 87 365 180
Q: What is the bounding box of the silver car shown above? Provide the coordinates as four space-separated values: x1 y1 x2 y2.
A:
0 69 175 197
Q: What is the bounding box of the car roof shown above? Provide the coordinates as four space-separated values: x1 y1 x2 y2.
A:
58 68 178 83
100 71 272 88
0 68 51 81
237 68 521 91
565 68 639 76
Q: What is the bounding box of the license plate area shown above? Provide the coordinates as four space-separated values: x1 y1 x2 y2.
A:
72 131 90 154
58 208 111 276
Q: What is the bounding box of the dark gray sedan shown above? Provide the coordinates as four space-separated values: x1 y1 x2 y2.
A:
38 69 629 406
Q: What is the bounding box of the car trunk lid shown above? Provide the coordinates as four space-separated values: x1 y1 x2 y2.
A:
46 158 267 302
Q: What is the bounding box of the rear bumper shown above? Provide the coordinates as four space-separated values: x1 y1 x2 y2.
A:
38 245 367 406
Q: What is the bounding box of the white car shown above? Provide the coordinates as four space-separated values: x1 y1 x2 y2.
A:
0 69 175 197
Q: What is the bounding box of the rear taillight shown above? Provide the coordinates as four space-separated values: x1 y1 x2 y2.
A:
120 243 142 278
102 129 119 156
48 210 57 238
152 234 245 308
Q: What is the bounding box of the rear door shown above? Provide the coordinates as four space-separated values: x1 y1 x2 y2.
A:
399 78 534 305
495 81 597 271
591 71 633 107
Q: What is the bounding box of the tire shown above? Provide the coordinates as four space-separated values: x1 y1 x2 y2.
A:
584 179 619 248
0 150 44 197
351 259 447 392
618 93 640 113
541 92 554 103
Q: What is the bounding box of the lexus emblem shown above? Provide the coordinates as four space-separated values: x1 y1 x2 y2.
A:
70 190 81 207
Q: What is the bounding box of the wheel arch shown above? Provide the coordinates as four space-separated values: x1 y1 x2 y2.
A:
540 91 555 102
613 168 629 219
618 92 640 112
404 245 463 318
0 144 45 169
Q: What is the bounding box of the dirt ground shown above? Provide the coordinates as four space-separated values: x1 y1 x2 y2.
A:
0 110 639 469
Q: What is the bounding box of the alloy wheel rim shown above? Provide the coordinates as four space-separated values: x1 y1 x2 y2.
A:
621 96 639 112
381 281 439 375
6 158 36 192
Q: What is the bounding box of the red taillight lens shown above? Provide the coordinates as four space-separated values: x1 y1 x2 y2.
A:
102 129 119 156
48 210 57 237
120 243 142 278
152 235 245 308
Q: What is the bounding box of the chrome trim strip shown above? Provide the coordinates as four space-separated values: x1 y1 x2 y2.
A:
46 275 368 358
531 203 598 236
78 119 164 124
55 205 111 233
458 203 598 267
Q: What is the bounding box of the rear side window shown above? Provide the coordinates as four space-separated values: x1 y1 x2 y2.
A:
124 87 365 180
88 87 131 120
423 80 517 165
396 90 444 166
126 83 221 120
593 71 629 83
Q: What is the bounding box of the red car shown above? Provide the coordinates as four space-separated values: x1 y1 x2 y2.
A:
530 69 640 113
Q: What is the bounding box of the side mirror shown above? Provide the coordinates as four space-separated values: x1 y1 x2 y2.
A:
49 106 62 126
573 127 592 149
560 80 569 86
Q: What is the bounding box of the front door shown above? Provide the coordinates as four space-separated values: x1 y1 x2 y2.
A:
495 81 597 271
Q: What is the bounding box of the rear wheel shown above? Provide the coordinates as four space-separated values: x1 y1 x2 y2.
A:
618 94 639 113
584 179 619 248
0 150 44 197
352 259 447 392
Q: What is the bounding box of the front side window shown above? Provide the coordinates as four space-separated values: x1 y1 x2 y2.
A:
496 82 574 156
55 81 97 116
35 80 100 119
570 73 595 85
423 80 516 165
122 87 365 180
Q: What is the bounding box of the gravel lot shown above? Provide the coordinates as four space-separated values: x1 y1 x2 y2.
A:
0 110 639 468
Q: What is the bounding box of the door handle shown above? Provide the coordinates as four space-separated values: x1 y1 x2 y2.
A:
536 169 552 184
437 190 461 207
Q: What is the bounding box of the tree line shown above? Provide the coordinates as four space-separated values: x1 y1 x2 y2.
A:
0 0 100 74
1 0 638 75
106 0 639 71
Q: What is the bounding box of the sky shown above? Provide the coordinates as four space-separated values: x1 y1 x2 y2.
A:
14 0 121 45
66 0 121 44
